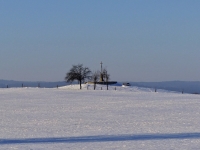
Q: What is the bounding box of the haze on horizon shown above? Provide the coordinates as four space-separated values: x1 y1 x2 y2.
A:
1 0 200 82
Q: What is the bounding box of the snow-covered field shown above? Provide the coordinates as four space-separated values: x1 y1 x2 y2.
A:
0 84 200 149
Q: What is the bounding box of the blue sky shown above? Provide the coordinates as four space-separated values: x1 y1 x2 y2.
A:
1 0 200 82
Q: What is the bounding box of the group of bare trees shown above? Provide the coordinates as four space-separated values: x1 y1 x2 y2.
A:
65 64 110 90
91 69 110 90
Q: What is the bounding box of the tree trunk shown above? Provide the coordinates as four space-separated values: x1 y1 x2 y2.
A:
79 80 82 89
107 81 108 90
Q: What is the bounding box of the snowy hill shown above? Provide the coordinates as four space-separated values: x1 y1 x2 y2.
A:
59 84 176 93
129 81 200 94
0 87 200 149
1 80 200 94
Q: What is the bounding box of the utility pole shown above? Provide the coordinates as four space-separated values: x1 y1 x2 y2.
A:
100 61 103 82
100 61 103 73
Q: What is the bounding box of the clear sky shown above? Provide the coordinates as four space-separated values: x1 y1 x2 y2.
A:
1 0 200 82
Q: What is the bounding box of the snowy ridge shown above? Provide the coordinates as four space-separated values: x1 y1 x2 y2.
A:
59 84 178 93
1 80 200 93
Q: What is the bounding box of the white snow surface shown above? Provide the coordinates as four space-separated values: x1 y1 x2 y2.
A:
0 84 200 149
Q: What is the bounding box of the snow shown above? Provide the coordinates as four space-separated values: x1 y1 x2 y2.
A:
0 85 200 149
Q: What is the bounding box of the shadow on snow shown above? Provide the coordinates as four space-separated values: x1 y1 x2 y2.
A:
1 133 200 145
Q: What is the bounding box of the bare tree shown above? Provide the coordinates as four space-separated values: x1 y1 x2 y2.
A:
91 71 100 90
102 68 110 90
65 64 91 89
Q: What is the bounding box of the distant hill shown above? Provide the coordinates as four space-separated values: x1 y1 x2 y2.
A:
0 80 69 88
129 81 200 94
